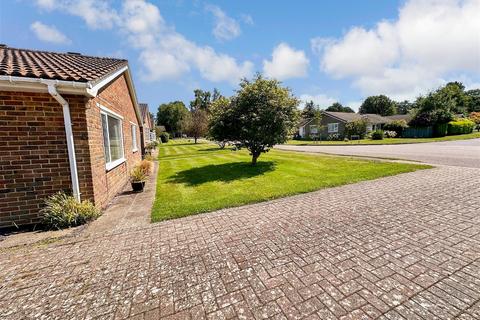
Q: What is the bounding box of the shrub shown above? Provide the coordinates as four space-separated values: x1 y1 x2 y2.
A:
130 165 147 182
41 192 100 229
138 159 153 175
433 123 448 137
447 119 475 135
384 130 397 138
383 120 407 136
469 112 480 131
160 132 169 143
144 154 154 161
371 130 384 140
345 119 368 139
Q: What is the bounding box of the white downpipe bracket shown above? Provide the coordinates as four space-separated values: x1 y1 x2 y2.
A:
44 82 81 201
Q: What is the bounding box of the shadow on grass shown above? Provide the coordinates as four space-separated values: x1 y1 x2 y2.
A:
170 161 276 186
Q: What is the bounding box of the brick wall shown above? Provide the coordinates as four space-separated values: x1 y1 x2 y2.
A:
0 91 92 228
0 74 141 228
86 74 142 209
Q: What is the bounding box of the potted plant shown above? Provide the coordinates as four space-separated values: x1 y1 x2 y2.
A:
130 165 147 192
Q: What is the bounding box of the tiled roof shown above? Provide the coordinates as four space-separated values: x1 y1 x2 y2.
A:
0 46 128 83
323 111 390 124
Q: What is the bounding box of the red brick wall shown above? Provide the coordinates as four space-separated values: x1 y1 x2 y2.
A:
0 74 141 228
0 91 92 228
86 74 142 209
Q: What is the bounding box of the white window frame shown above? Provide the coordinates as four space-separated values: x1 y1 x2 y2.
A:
309 125 318 134
130 121 138 152
328 123 339 133
100 105 126 171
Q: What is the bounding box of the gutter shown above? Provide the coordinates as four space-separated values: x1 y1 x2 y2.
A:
43 81 81 201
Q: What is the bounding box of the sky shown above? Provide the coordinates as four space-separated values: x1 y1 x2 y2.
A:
1 0 479 114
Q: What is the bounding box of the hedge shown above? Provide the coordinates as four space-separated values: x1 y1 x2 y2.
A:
447 119 475 135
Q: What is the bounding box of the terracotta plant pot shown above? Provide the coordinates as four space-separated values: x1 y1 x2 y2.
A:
131 181 145 192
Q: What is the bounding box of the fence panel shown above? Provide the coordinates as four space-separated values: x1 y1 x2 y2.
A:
402 127 433 138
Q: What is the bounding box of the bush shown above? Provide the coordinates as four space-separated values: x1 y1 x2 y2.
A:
138 159 153 175
384 130 397 138
447 119 475 135
327 133 342 141
433 123 448 137
144 154 154 161
160 132 169 143
383 120 407 136
41 192 100 229
371 130 384 140
130 165 147 182
345 119 367 139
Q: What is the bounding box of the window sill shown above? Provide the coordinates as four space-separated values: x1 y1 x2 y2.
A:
106 158 126 171
132 148 138 153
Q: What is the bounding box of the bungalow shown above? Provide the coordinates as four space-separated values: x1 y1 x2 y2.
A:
139 103 156 147
298 111 390 139
0 46 143 228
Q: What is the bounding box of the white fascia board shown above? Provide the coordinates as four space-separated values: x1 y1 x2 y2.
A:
86 65 128 97
0 75 89 95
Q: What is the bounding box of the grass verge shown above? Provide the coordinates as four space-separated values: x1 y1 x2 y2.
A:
152 140 430 222
286 131 480 146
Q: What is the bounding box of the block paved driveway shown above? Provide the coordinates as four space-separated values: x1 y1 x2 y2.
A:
277 138 480 168
1 157 480 319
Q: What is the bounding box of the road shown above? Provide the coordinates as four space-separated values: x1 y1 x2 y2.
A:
277 139 480 168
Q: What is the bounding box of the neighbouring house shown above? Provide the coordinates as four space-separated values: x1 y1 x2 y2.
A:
0 46 143 228
298 111 390 139
139 103 156 147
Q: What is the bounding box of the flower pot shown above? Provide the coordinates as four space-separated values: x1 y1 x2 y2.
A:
131 181 145 192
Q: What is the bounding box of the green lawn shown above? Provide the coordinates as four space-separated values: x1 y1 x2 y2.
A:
287 131 480 146
152 140 430 222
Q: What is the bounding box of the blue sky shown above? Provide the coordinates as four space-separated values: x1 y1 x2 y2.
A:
1 0 479 114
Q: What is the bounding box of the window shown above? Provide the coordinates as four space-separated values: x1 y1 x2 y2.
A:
100 106 125 170
328 123 339 133
309 125 318 134
131 123 138 152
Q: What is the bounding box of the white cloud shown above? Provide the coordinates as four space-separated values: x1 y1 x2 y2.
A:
314 0 480 100
35 0 119 29
263 43 309 80
34 0 253 83
206 5 241 41
299 94 336 108
30 21 71 44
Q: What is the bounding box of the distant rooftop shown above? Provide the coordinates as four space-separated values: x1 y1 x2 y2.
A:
0 46 128 84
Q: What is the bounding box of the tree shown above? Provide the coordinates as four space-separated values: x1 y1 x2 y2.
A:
156 101 189 136
208 97 234 148
409 93 454 127
396 100 414 115
359 95 396 116
466 89 480 112
209 74 299 165
302 100 319 119
435 82 470 114
190 89 212 112
469 112 480 131
326 102 354 113
185 108 209 144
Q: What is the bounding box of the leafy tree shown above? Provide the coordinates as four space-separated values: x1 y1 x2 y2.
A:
466 89 480 112
409 93 454 127
359 95 396 116
325 102 354 113
190 89 212 112
301 100 319 119
435 82 470 114
156 101 189 135
208 97 234 148
209 74 299 165
184 108 209 144
396 100 414 115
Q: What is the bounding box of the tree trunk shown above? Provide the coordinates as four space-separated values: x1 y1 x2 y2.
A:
194 135 198 144
251 153 259 166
